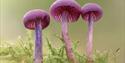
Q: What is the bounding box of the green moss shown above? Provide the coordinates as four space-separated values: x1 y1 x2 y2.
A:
0 31 119 63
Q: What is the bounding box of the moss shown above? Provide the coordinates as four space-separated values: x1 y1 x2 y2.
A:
0 31 119 63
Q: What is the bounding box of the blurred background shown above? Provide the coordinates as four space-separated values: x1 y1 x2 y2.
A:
0 0 125 63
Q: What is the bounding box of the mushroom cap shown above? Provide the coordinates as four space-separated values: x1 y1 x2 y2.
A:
50 0 81 23
23 9 50 30
81 3 103 22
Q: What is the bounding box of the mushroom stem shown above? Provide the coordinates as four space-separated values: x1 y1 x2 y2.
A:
61 12 77 63
34 20 43 63
86 14 94 63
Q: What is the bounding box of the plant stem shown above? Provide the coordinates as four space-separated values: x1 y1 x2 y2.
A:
34 20 43 63
61 12 77 63
86 14 94 63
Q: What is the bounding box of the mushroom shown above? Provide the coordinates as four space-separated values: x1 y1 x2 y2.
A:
23 9 50 63
50 0 81 63
81 3 103 63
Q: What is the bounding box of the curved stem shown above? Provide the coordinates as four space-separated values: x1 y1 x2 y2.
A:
61 12 77 63
86 14 94 63
34 20 43 63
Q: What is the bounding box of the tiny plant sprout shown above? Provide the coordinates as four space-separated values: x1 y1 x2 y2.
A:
50 0 81 63
23 9 50 63
81 3 103 63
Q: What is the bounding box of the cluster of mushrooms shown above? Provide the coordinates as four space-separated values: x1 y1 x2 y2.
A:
23 0 103 63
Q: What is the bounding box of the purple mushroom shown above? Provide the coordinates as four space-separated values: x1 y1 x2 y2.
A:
81 3 103 63
50 0 81 63
23 9 50 63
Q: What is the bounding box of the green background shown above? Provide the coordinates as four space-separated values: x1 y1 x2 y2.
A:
0 0 125 63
